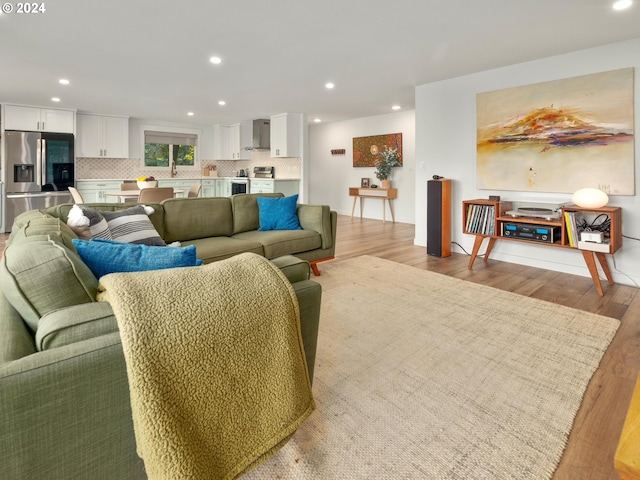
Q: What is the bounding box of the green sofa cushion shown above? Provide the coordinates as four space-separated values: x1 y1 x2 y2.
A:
162 197 234 243
0 235 98 332
232 229 321 259
181 237 264 264
231 193 283 234
35 303 118 351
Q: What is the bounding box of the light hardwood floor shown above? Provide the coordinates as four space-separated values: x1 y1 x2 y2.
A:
2 216 639 478
328 215 640 480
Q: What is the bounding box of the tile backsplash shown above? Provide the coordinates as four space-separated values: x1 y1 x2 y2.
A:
76 150 301 179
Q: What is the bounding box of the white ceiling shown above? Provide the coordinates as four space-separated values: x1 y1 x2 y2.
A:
1 0 639 126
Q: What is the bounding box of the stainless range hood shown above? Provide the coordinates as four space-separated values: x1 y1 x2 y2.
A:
243 119 270 150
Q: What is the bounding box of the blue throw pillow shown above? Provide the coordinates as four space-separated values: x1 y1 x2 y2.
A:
72 238 203 278
257 194 302 231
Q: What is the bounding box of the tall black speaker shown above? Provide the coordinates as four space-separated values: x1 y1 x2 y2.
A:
427 178 451 257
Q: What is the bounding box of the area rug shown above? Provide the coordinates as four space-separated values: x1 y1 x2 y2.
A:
245 255 620 479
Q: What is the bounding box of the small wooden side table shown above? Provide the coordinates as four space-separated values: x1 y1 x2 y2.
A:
349 187 397 223
615 375 640 479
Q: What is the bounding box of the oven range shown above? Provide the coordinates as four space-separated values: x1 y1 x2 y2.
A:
230 177 248 195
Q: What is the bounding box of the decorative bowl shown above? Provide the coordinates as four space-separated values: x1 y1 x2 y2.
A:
137 180 158 189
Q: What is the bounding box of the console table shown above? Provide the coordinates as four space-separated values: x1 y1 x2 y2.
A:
349 187 397 223
463 199 622 296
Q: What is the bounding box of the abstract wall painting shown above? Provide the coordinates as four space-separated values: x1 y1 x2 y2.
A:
353 133 403 167
476 68 635 195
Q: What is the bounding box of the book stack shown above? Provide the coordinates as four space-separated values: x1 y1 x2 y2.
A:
465 204 495 235
564 211 582 248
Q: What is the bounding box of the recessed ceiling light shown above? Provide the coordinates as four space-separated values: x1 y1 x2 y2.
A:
209 56 222 64
51 97 61 102
59 79 70 85
392 105 401 110
613 0 632 10
325 82 335 89
187 112 194 116
314 118 322 123
218 100 226 106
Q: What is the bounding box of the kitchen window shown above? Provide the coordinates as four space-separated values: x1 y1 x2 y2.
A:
143 130 197 168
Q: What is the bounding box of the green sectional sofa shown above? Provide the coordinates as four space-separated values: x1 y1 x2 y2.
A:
0 193 332 479
49 192 337 273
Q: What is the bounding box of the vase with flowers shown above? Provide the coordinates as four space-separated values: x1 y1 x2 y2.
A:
374 146 401 189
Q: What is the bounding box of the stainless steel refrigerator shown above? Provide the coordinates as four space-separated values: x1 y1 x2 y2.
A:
3 130 75 231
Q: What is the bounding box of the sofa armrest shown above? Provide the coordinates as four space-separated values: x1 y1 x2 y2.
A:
0 292 36 366
297 204 335 250
271 255 310 283
291 279 321 384
0 333 146 480
35 303 118 351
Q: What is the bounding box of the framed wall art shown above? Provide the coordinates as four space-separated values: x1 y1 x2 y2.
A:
476 67 635 195
353 133 403 167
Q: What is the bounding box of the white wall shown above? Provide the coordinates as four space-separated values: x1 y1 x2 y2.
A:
415 37 640 288
308 110 416 224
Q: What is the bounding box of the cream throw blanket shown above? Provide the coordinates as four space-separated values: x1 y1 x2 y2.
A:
97 252 315 480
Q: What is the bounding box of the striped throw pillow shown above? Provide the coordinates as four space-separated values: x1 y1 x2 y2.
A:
101 206 166 246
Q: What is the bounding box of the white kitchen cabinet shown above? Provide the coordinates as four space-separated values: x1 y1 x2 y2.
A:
76 180 123 203
76 114 129 158
157 179 195 198
217 178 232 197
270 113 302 158
249 179 299 196
201 179 233 197
212 122 251 160
201 179 217 197
3 104 75 133
249 179 274 194
212 125 231 160
229 122 252 160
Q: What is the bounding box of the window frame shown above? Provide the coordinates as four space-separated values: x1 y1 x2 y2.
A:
139 124 201 173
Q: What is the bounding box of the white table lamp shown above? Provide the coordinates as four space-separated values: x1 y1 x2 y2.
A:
572 188 609 208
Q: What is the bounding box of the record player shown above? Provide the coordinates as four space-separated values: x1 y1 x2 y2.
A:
504 202 568 221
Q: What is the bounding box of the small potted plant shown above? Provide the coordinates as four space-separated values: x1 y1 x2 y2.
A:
374 147 401 189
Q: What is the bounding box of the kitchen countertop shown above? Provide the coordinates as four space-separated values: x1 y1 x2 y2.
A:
77 177 301 181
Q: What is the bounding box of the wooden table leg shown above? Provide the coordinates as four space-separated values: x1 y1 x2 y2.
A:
468 235 485 268
359 197 364 220
595 252 614 286
388 199 395 223
484 237 496 262
351 196 357 221
581 250 605 296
